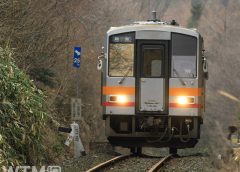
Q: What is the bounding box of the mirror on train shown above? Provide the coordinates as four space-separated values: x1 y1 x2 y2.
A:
97 46 105 71
203 58 208 80
97 59 102 70
202 48 208 80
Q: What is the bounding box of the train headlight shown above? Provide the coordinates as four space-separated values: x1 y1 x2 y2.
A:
177 96 188 105
177 96 195 105
117 95 127 103
109 95 127 104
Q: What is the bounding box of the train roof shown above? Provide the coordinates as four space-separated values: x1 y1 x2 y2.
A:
107 21 200 38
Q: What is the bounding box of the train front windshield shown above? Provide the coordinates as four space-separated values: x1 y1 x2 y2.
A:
171 33 197 78
108 32 198 78
108 33 135 77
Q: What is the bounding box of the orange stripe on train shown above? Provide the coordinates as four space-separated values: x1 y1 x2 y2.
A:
102 86 135 95
169 88 202 96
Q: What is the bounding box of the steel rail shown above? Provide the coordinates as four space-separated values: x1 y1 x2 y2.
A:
148 154 172 172
86 154 132 172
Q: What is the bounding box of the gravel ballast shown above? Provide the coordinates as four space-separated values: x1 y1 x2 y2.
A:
62 152 117 172
60 143 218 172
103 156 160 172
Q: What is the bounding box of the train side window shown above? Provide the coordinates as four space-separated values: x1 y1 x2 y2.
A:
171 33 197 78
142 47 164 77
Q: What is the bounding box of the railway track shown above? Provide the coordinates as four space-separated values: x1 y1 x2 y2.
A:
86 154 132 172
148 154 172 172
86 153 172 172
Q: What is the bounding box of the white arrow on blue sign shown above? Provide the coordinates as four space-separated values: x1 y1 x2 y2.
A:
73 47 81 68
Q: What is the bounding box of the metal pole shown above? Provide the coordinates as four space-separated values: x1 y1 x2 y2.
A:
76 68 80 98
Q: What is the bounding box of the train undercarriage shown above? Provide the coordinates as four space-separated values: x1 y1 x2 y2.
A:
105 115 202 154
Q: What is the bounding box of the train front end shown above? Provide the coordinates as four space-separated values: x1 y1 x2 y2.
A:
99 21 207 153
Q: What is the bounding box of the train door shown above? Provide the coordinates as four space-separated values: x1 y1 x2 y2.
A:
136 41 169 114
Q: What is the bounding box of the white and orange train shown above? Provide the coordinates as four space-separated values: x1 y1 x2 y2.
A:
98 14 208 154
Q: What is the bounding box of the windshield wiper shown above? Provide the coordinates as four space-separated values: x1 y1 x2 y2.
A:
118 67 132 84
173 68 186 86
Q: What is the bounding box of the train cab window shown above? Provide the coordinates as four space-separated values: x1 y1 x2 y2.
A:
171 33 197 78
109 33 134 77
142 46 164 77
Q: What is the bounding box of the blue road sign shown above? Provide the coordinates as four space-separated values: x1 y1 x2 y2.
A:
73 47 81 68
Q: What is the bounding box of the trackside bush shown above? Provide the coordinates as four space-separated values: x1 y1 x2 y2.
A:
0 47 48 166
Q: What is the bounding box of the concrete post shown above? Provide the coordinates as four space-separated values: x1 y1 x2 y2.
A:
71 122 86 158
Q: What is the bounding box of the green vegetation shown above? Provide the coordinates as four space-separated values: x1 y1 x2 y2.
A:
0 47 48 166
188 2 203 28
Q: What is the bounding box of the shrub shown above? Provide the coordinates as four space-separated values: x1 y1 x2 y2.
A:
0 47 48 166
